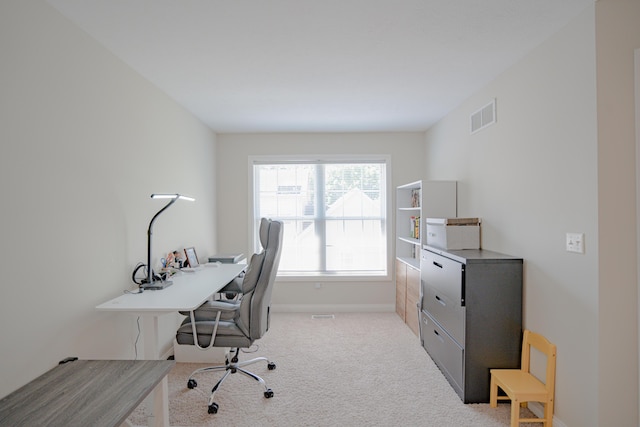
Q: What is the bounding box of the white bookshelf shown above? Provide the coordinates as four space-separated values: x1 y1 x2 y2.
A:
395 180 457 268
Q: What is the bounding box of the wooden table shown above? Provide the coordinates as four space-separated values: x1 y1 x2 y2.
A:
0 359 175 427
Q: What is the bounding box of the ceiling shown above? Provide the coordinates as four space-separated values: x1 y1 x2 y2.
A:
46 0 593 133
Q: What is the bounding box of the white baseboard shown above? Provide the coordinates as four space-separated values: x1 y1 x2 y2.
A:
527 402 567 427
271 304 395 313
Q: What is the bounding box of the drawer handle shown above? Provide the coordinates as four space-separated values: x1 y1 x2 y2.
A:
435 295 446 307
433 329 445 343
433 261 443 269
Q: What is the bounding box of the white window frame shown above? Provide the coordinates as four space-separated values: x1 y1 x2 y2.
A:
248 154 392 282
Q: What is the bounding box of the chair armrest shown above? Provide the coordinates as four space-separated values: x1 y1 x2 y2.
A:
200 300 238 312
180 300 240 322
180 299 241 349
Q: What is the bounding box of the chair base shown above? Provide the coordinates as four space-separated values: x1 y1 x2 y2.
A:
186 348 276 414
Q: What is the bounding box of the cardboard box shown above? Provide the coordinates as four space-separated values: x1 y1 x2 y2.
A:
426 218 481 250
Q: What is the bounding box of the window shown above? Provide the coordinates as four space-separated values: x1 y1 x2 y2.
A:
252 157 389 277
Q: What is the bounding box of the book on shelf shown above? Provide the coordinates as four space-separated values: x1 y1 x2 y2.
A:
410 216 420 239
411 188 421 208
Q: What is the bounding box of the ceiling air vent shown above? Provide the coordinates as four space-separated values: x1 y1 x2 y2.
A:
470 99 496 134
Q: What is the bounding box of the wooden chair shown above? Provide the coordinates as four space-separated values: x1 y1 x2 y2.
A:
489 330 557 426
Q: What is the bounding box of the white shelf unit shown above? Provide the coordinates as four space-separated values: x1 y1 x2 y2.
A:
396 180 457 269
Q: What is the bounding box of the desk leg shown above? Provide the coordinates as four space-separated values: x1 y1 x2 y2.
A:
141 315 170 427
146 377 169 427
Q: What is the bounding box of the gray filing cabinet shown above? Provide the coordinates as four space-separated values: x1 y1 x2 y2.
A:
419 246 523 403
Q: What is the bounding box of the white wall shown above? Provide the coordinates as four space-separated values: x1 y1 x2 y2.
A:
0 0 218 398
636 46 640 426
425 4 640 426
216 133 424 312
425 6 598 426
595 1 640 425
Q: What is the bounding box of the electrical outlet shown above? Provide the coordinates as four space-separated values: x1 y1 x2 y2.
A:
566 233 585 254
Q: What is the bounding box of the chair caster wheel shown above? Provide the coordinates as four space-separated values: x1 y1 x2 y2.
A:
267 362 276 370
264 389 274 398
187 379 197 389
208 402 219 414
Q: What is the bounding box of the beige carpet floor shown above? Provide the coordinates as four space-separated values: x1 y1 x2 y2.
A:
131 312 539 426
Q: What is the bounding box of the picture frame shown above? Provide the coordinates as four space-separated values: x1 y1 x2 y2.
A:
184 247 199 267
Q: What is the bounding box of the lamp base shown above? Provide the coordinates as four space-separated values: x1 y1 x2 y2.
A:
141 280 173 290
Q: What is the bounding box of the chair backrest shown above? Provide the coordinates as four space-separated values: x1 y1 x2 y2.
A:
237 218 270 296
235 219 283 341
521 329 557 397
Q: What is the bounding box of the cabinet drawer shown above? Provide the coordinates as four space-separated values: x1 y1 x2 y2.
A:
406 266 420 302
421 250 465 345
420 310 464 397
405 265 420 336
395 289 406 320
395 259 407 320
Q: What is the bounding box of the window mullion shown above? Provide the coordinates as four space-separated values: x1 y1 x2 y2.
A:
316 165 326 271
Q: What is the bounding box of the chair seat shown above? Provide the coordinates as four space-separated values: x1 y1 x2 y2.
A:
491 369 548 401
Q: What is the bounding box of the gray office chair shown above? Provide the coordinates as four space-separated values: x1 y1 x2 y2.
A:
175 218 283 415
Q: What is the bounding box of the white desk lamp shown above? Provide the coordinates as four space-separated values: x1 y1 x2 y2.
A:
142 193 195 290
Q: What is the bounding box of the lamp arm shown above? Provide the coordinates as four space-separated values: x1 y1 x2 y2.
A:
146 197 179 284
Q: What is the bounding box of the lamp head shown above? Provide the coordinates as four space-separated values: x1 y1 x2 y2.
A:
151 193 195 202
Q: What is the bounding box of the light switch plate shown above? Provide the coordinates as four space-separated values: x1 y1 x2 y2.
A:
566 233 585 253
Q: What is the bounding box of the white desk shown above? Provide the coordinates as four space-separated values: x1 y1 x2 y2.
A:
96 262 246 427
